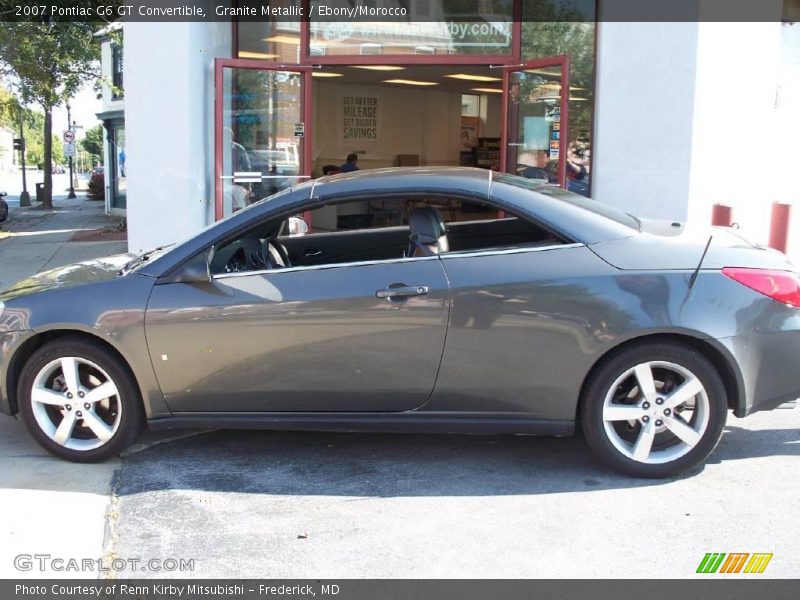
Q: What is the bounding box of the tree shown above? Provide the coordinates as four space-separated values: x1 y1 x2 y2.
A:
0 22 101 207
0 86 19 128
81 122 104 166
1 84 65 172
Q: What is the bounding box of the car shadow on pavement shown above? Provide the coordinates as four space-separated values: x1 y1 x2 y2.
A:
116 430 637 497
107 422 800 498
708 423 800 463
2 418 797 498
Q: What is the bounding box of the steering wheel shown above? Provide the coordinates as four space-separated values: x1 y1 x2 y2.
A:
266 239 292 268
224 237 267 273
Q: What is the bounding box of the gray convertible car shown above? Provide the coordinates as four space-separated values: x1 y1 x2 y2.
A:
1 168 799 477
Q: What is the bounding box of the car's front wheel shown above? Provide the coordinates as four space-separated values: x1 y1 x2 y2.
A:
18 337 143 462
581 342 727 478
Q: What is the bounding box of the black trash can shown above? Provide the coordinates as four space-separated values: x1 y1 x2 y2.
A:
35 183 44 202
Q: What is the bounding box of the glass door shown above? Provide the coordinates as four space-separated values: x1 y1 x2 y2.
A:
501 56 570 188
215 59 312 220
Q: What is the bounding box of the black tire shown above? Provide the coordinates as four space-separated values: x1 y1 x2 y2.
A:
581 341 727 478
18 337 144 463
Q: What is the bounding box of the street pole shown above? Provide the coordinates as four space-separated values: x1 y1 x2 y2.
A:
18 108 30 207
71 120 80 191
66 103 76 199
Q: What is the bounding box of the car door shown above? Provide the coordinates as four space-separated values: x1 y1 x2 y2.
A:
144 255 450 413
424 201 614 422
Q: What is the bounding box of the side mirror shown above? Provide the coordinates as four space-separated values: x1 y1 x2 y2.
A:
287 216 309 237
170 249 211 284
0 192 7 198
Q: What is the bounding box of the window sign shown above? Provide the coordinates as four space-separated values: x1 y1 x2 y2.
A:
340 93 380 143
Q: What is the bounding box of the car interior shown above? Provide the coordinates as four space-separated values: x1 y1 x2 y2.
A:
209 196 564 275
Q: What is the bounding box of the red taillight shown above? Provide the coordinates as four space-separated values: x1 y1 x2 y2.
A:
722 267 800 308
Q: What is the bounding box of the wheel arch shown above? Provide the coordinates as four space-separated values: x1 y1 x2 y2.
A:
576 332 746 422
6 329 144 416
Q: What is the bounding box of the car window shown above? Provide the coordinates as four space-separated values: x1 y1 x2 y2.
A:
209 194 565 276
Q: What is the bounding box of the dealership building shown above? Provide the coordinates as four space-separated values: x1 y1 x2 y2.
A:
118 2 800 262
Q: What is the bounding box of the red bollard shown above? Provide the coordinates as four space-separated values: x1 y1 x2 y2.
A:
711 204 733 227
768 203 791 254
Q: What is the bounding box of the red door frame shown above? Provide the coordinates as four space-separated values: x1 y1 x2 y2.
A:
500 55 570 188
214 58 314 221
218 11 571 217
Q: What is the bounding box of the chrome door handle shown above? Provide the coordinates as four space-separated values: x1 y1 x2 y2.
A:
305 249 323 257
376 285 430 299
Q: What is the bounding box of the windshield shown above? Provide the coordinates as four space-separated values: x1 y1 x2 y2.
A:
493 173 640 231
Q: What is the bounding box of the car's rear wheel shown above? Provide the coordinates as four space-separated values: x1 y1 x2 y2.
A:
18 338 143 462
581 342 727 478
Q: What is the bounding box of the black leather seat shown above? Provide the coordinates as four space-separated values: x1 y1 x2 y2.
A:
408 207 449 257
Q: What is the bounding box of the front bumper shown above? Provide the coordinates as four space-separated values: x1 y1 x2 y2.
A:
0 329 34 415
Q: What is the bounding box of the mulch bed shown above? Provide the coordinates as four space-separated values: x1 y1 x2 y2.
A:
71 221 127 242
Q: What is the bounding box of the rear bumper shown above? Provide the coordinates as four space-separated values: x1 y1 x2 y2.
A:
0 329 34 415
720 324 800 417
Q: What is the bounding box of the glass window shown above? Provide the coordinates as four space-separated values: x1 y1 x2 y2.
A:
112 46 123 99
297 196 563 259
461 94 480 117
210 195 563 275
110 124 126 209
220 67 305 218
309 2 514 58
505 63 569 187
521 4 596 197
236 1 302 62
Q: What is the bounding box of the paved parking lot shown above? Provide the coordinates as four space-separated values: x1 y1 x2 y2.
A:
2 405 797 579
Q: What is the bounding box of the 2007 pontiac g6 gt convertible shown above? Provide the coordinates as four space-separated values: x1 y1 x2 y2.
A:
1 168 799 477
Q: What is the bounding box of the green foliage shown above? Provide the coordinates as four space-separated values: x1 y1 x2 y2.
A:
0 86 65 167
0 21 101 205
81 123 104 165
0 22 101 106
0 87 19 129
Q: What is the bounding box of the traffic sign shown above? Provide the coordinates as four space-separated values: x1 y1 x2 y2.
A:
64 142 75 158
63 130 75 144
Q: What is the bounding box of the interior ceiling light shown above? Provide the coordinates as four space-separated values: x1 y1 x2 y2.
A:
471 87 503 94
445 74 501 82
352 65 406 71
238 51 280 60
384 79 439 86
263 35 301 45
312 72 344 78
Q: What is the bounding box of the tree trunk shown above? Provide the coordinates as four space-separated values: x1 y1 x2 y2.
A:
42 105 53 208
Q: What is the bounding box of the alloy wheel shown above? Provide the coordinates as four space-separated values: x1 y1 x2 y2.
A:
30 356 122 451
601 360 709 464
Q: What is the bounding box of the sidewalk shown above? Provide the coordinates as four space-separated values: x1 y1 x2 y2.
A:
0 193 129 579
0 194 128 291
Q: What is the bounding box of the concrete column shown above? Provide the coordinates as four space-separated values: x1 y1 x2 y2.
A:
592 22 700 221
124 22 231 253
686 19 783 247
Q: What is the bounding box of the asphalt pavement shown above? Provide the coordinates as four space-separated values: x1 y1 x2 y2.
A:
0 192 798 579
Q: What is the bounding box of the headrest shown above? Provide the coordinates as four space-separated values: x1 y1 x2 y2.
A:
409 207 446 244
